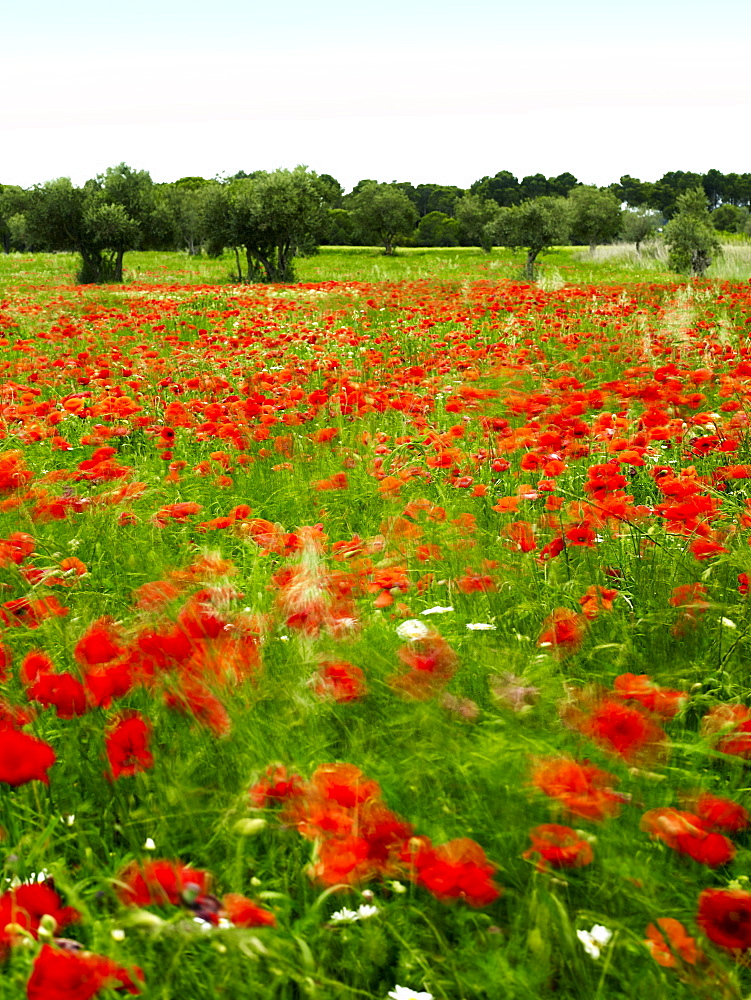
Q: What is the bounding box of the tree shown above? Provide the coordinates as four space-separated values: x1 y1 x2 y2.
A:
0 185 28 252
414 212 460 247
348 182 418 255
470 171 520 207
455 194 501 251
25 167 152 282
200 167 328 282
663 187 722 277
620 207 662 252
568 186 622 254
490 197 570 279
711 203 749 234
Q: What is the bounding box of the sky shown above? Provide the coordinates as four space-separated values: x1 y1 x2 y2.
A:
3 0 750 193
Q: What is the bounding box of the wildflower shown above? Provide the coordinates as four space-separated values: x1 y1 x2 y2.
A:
697 888 751 951
641 808 735 867
312 660 367 703
576 924 612 959
537 608 588 657
531 758 622 821
115 860 212 908
524 824 594 871
27 944 144 999
563 691 667 764
388 988 433 1000
0 729 56 786
329 902 378 923
421 606 454 615
0 884 80 955
395 619 431 641
105 713 154 780
409 837 501 908
645 918 703 967
220 893 276 928
466 622 496 631
612 674 688 719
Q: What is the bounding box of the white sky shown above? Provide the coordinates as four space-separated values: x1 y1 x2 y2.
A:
3 0 750 192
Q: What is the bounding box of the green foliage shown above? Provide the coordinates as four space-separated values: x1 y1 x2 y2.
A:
414 211 460 247
24 171 146 283
664 188 722 277
567 186 622 253
491 197 570 279
348 182 419 256
199 167 328 282
711 203 750 234
455 194 501 251
619 208 662 252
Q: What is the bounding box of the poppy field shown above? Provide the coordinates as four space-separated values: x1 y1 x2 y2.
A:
3 261 751 999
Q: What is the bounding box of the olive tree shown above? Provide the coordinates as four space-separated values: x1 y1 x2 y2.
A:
455 194 501 251
200 167 328 283
620 207 662 253
25 168 148 283
568 185 622 254
347 182 418 255
491 197 570 279
663 188 722 277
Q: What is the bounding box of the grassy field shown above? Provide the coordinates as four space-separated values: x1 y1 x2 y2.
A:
1 251 751 998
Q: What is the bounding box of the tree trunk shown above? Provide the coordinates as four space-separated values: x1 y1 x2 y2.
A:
114 249 124 283
525 249 538 280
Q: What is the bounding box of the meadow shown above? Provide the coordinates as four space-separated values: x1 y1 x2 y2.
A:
1 246 751 999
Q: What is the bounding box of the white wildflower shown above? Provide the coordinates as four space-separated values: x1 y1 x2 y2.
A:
388 987 433 1000
395 619 431 641
466 622 496 631
576 924 613 959
421 606 454 615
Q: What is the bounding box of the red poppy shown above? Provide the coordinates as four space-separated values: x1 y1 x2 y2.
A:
28 673 88 719
531 758 623 821
221 893 276 927
0 729 56 785
409 837 500 908
641 808 735 867
74 618 126 667
612 674 688 719
645 918 703 967
582 697 666 763
312 660 367 703
116 860 211 907
0 883 79 954
27 944 143 1000
690 792 750 833
105 713 154 779
524 824 594 870
537 608 588 657
697 888 751 951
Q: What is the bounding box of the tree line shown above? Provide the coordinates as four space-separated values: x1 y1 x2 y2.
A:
0 165 744 283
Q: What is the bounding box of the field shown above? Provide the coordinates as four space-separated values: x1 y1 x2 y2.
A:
2 247 751 999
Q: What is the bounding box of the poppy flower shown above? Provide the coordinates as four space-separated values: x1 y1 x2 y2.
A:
531 758 623 821
27 944 143 999
641 808 735 867
0 883 80 954
409 837 501 908
116 859 211 907
221 893 276 927
105 713 154 779
0 729 56 785
312 660 367 702
537 608 588 657
612 674 688 719
697 888 751 951
28 673 88 719
645 918 703 967
524 824 594 870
